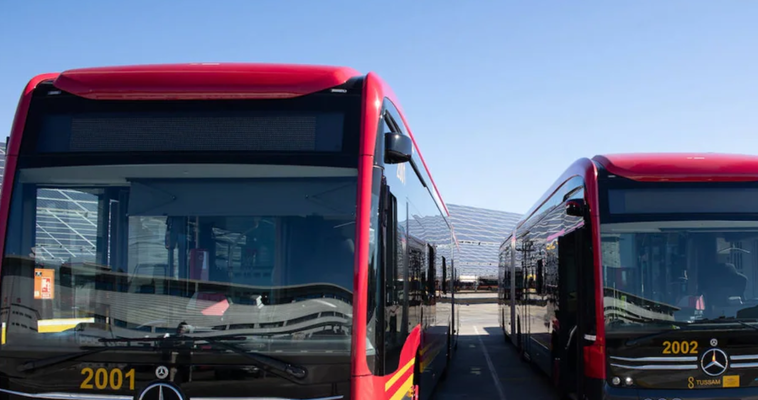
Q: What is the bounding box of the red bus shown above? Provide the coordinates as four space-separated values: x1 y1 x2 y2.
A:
499 153 758 400
0 63 457 400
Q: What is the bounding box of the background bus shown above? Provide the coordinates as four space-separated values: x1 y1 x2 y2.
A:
498 153 758 400
476 277 498 292
0 63 456 400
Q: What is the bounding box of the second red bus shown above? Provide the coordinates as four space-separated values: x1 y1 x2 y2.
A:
499 153 758 400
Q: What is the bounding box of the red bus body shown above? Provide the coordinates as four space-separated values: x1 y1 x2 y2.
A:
499 153 758 400
0 64 457 400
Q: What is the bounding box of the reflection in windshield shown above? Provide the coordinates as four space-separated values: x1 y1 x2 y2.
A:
1 167 358 352
602 220 758 329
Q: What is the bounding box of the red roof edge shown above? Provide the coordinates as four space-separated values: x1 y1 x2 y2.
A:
52 63 362 100
593 153 758 182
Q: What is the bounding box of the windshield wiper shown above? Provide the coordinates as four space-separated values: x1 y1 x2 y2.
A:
99 334 308 381
18 345 154 373
623 319 692 347
624 317 758 347
197 336 308 380
694 316 758 332
624 328 680 347
19 330 194 373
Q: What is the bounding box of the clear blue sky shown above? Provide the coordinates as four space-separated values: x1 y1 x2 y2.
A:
1 1 757 214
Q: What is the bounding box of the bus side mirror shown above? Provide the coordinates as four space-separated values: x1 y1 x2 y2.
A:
566 199 586 217
385 132 413 164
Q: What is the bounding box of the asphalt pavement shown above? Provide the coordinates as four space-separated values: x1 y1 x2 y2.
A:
431 302 560 400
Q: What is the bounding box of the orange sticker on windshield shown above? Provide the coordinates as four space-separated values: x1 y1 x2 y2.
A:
34 269 55 300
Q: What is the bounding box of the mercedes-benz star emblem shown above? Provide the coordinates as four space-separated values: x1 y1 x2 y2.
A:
138 383 183 400
701 348 729 377
155 365 169 379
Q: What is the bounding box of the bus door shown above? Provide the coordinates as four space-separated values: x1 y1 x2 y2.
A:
556 196 592 397
556 227 581 394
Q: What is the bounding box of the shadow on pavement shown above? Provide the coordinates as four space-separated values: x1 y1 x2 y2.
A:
431 325 560 400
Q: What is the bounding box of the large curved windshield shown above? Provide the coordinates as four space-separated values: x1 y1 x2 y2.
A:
0 164 357 352
600 183 758 332
602 221 758 330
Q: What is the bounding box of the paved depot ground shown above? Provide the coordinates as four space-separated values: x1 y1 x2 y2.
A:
431 302 560 400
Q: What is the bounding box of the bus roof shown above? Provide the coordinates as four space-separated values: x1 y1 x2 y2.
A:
51 63 362 100
593 152 758 182
513 152 758 234
14 63 451 218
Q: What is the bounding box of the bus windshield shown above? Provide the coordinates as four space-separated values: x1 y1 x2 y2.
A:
1 168 358 350
0 90 363 353
601 186 758 330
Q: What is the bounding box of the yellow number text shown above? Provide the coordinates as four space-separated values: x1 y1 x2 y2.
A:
662 340 698 354
80 368 136 391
